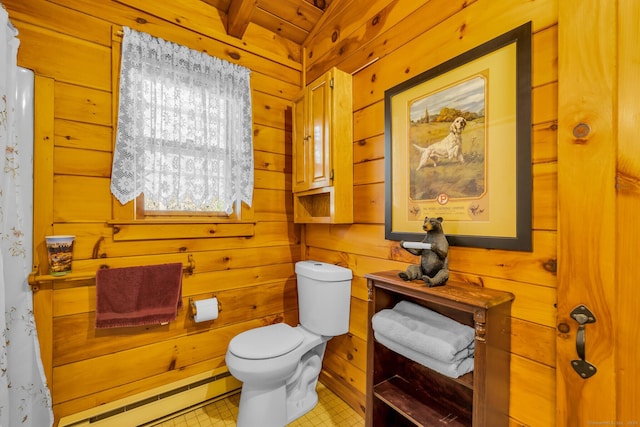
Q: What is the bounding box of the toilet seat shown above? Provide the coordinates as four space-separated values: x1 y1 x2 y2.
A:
229 323 304 359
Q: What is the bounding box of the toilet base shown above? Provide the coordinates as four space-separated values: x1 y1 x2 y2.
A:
237 384 287 427
286 387 318 423
285 344 325 423
236 382 321 427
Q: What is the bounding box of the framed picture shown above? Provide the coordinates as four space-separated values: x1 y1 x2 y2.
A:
384 22 532 251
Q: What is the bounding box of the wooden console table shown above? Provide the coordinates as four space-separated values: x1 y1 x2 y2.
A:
365 271 514 426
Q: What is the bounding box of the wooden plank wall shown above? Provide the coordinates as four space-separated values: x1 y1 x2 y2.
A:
304 1 558 426
5 0 558 425
3 0 304 423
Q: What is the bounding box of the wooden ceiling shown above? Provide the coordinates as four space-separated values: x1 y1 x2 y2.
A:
201 0 332 45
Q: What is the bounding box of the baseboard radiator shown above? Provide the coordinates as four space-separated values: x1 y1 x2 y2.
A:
58 370 242 427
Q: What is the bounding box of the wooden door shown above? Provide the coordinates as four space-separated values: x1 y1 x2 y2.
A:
292 89 309 192
307 71 332 190
557 0 640 425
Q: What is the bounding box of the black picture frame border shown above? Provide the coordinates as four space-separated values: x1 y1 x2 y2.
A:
384 22 533 252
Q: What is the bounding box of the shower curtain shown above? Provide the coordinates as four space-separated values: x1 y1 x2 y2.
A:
1 3 54 426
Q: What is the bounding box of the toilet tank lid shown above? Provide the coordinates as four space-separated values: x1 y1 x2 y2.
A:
295 261 352 281
228 323 303 359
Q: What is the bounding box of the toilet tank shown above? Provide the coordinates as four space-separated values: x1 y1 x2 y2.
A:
295 261 352 336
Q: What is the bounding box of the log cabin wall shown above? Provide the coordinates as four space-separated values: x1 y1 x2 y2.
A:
4 0 557 426
303 1 558 426
3 0 304 424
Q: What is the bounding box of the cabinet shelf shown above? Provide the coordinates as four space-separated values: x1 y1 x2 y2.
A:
294 188 332 223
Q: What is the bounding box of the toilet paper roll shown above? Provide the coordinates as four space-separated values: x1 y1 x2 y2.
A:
401 241 432 250
193 297 219 323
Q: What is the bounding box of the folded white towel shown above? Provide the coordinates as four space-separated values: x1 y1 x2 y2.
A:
371 301 475 363
375 332 474 379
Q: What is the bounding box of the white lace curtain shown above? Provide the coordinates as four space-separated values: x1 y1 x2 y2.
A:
111 27 253 214
1 4 54 425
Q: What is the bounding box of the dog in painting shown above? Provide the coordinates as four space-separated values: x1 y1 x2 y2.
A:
414 116 467 169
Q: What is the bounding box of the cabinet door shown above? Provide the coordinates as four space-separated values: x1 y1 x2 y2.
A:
306 72 332 190
292 89 308 193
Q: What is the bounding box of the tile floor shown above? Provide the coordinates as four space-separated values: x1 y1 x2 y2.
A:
148 382 364 427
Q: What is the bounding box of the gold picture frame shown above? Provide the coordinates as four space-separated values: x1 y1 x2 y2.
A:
384 23 532 251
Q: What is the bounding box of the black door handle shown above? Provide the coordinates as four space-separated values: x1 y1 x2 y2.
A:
570 305 597 379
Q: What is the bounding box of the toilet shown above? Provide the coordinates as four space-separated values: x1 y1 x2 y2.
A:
225 260 352 427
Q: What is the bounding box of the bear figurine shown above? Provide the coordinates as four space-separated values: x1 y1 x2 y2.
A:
398 216 449 287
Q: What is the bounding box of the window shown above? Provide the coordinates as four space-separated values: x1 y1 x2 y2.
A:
111 27 253 217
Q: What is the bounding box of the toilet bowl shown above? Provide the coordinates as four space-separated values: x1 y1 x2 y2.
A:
226 323 327 426
225 260 352 427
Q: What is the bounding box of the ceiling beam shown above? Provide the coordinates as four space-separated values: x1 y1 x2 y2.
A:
227 0 257 39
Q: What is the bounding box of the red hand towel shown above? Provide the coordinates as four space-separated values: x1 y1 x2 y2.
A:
95 263 183 329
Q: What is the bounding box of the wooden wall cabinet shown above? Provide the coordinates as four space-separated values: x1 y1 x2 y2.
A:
365 271 513 427
292 67 353 223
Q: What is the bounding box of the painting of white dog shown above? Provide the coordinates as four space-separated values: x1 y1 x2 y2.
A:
414 116 467 169
407 76 486 201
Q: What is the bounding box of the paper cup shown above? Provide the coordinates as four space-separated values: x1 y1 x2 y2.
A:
45 235 75 276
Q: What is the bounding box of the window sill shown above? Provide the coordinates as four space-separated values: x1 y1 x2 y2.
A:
107 219 256 241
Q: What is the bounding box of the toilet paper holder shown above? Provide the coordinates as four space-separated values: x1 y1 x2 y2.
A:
189 296 222 318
